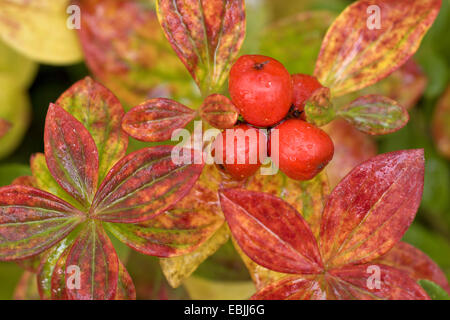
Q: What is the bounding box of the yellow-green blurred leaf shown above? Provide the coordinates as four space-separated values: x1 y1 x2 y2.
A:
0 0 82 65
0 88 30 159
183 275 255 300
160 223 229 288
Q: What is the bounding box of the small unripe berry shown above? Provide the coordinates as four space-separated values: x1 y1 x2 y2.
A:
213 123 267 181
292 74 323 120
273 119 334 181
229 55 293 127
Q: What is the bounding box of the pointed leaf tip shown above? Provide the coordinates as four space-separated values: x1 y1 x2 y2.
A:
219 188 323 274
92 146 205 223
319 149 425 268
0 185 83 261
44 103 99 208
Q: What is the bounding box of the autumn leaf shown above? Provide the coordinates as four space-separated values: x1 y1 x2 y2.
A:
161 224 229 288
223 150 439 300
56 77 128 183
219 189 323 274
159 165 228 288
244 171 330 239
92 146 204 223
0 185 84 261
0 0 82 65
122 98 196 142
320 150 424 268
432 86 450 159
65 220 119 300
314 0 442 97
375 242 450 293
44 104 99 209
0 118 11 139
156 0 246 94
77 0 195 107
104 205 224 258
200 94 239 129
336 95 409 135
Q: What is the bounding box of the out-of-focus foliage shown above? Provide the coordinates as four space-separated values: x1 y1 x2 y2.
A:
0 0 82 65
1 0 450 299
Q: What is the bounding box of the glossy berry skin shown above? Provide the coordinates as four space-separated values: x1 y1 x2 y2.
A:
273 119 334 181
292 74 323 120
229 55 293 127
213 123 267 181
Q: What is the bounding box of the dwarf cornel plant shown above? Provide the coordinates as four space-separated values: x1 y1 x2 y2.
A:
0 0 448 300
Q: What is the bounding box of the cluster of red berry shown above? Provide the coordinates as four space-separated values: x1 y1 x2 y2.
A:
213 55 334 181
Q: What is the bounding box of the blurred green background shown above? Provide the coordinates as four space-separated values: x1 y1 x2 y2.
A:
0 0 449 299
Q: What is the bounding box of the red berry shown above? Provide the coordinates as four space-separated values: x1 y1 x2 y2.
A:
229 55 293 127
213 123 267 180
292 74 323 120
272 119 334 181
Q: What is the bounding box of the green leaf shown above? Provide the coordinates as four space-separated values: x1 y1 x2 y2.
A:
337 95 409 135
418 279 450 300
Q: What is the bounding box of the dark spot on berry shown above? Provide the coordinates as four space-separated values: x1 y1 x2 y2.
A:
254 60 270 70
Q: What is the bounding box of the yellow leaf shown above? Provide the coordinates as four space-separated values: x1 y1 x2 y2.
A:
0 0 82 65
160 223 230 288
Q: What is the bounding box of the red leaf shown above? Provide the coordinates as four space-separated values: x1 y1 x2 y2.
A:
374 241 450 293
219 189 323 274
252 265 429 300
200 94 239 129
328 264 429 300
156 0 246 94
337 95 410 135
122 98 196 142
319 150 425 268
323 119 377 188
44 103 99 208
56 77 128 183
92 146 204 223
0 185 83 261
251 275 326 300
65 221 119 300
